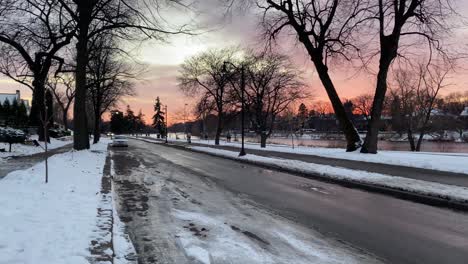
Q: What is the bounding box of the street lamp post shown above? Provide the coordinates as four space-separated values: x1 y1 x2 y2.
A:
239 65 246 156
223 61 246 157
165 105 168 143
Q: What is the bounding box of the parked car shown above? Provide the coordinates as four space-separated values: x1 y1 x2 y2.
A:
112 135 128 147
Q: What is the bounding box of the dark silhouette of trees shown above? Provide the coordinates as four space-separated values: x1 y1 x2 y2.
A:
47 74 75 130
178 48 239 145
87 35 135 144
391 61 451 151
56 0 193 150
152 97 166 138
297 103 309 130
258 0 370 151
361 0 457 153
0 0 75 141
244 52 306 147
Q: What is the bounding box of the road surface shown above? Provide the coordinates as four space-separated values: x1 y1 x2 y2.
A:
111 139 468 264
145 137 468 187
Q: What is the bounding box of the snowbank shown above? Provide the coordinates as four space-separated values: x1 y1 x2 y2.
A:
0 140 109 264
158 137 468 175
190 146 468 204
0 136 71 158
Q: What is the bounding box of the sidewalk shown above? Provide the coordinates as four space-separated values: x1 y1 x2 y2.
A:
0 143 72 178
142 137 468 188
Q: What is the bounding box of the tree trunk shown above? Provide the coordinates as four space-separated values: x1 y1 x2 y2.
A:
93 112 101 144
407 129 416 151
215 111 223 145
73 4 91 150
416 132 424 152
62 110 68 130
312 59 361 151
361 36 399 154
260 133 267 148
29 78 47 141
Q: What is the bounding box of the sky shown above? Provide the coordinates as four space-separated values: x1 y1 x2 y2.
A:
1 0 468 125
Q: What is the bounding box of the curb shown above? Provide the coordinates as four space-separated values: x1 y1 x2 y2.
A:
89 149 115 263
136 138 468 212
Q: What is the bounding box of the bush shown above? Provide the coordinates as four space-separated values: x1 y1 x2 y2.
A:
0 127 27 152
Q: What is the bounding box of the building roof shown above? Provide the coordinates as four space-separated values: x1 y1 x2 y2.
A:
461 107 468 117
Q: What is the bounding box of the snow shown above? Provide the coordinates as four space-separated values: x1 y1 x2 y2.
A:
0 139 109 264
110 151 137 264
148 137 468 175
0 136 72 158
190 146 468 204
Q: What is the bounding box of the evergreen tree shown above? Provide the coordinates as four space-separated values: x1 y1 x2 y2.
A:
3 99 11 126
0 101 4 122
17 101 28 127
125 105 136 133
297 103 309 129
11 99 19 126
110 110 126 134
152 97 166 137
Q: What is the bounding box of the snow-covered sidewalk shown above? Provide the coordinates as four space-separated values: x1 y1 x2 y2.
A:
0 136 72 159
155 137 468 175
189 146 468 205
0 139 119 264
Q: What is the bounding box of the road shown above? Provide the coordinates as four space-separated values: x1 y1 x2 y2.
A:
111 139 468 264
147 138 468 187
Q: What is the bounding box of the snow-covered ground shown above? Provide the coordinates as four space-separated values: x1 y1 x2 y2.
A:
190 146 468 204
0 139 111 264
0 136 72 158
152 137 468 175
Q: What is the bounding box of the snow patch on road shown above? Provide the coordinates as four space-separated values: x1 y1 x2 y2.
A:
190 146 468 204
171 208 380 264
0 139 108 264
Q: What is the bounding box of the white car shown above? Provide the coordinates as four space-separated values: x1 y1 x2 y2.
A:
112 135 128 147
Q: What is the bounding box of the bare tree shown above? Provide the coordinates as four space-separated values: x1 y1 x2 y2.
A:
178 48 238 145
0 0 75 140
258 0 371 151
391 61 451 151
47 74 76 130
361 0 456 153
353 94 373 121
56 0 194 150
244 52 306 147
87 35 135 144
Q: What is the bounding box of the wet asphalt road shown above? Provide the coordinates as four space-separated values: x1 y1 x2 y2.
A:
115 139 468 264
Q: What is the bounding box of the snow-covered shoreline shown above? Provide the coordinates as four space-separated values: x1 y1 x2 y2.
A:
0 139 110 263
189 146 468 205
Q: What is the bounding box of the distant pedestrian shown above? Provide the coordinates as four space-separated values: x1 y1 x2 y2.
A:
226 132 232 143
187 133 191 144
204 133 208 140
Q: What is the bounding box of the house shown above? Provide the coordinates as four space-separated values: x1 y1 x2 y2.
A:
0 90 30 114
461 107 468 117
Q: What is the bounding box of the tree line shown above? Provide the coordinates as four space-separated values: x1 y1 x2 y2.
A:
0 0 189 148
178 48 307 147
